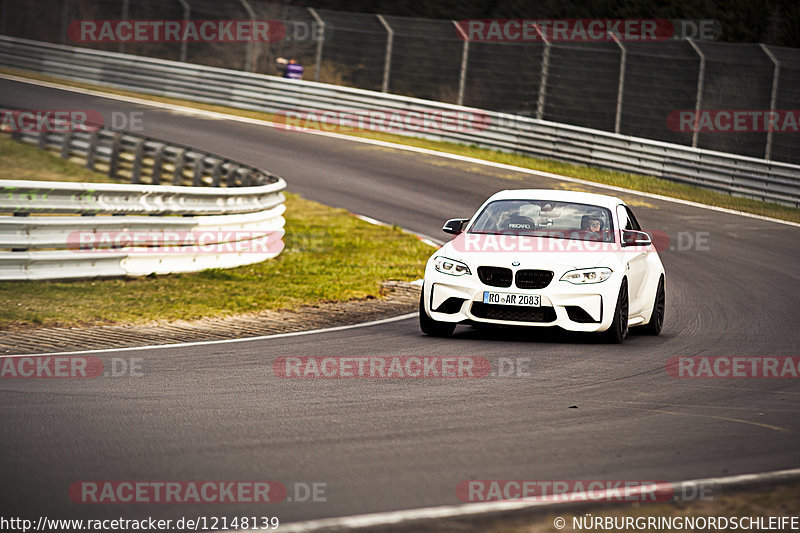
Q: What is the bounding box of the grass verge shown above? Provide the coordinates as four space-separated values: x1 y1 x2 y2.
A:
491 481 800 533
2 66 798 224
0 135 115 183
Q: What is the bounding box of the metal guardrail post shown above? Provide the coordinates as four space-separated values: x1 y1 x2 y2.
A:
760 43 781 161
376 14 393 93
687 38 706 148
192 155 204 186
152 145 164 185
131 140 144 184
452 21 469 106
307 7 325 83
60 130 72 159
108 133 121 178
173 149 186 185
119 0 129 54
226 164 238 187
177 0 190 63
86 130 98 170
238 0 256 72
211 160 223 186
609 32 626 135
37 130 47 150
534 24 550 121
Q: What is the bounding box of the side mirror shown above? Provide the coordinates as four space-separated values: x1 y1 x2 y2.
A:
442 218 469 235
622 230 652 247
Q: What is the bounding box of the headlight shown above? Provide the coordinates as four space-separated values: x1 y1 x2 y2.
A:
434 256 471 276
560 267 612 284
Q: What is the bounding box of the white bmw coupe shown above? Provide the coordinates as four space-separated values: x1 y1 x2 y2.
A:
420 189 665 342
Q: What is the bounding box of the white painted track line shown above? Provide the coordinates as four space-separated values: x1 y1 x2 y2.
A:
0 312 418 358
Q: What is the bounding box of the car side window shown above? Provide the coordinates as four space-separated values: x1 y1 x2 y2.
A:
617 205 641 231
616 205 630 231
624 206 642 230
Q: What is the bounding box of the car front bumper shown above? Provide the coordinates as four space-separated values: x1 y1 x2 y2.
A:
423 271 621 333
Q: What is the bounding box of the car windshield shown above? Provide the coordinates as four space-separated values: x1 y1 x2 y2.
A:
468 199 615 242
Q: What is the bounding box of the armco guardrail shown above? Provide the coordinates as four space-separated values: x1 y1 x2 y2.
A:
0 112 287 281
1 36 799 207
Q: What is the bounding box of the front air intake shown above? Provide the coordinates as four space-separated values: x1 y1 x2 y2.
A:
477 266 513 287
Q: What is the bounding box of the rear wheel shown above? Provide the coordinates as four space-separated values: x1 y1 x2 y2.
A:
419 286 456 337
604 279 629 343
641 276 665 335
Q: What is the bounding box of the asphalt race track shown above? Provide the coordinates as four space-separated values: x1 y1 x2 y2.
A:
1 77 800 526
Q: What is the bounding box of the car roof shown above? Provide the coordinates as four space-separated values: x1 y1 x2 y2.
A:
486 189 625 210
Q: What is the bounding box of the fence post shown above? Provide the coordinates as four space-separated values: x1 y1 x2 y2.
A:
452 21 469 106
687 38 706 148
238 0 256 72
376 14 393 93
609 32 626 134
760 43 780 161
177 0 190 63
307 7 325 82
533 24 550 121
119 0 129 54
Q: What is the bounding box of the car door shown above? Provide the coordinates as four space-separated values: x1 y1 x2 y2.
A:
617 204 649 314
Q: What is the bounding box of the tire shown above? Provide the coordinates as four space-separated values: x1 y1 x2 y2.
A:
641 275 665 335
419 286 456 337
604 278 629 343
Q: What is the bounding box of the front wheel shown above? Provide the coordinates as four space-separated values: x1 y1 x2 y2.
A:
603 279 629 344
419 287 456 337
640 275 665 335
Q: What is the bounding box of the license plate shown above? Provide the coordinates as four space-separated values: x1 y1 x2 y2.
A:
482 292 540 306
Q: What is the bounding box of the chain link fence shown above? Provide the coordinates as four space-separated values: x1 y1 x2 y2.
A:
2 0 798 164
